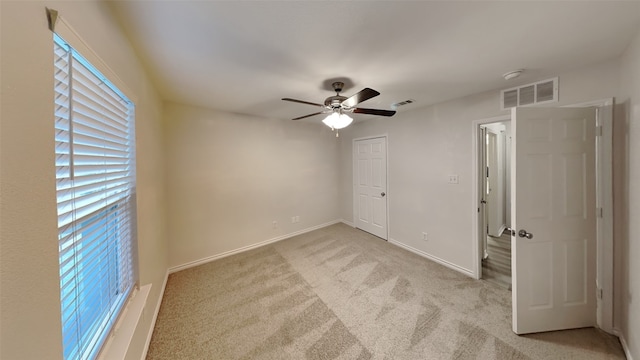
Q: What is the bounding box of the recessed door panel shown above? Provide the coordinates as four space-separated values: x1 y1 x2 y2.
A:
526 154 552 220
358 194 369 223
358 159 368 186
524 241 554 310
525 118 552 142
562 154 587 218
372 196 384 228
372 158 382 188
562 118 587 141
564 238 588 305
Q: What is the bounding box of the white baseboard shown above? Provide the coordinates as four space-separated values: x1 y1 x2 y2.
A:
389 238 475 278
612 328 634 360
140 270 169 360
168 220 342 274
340 219 355 227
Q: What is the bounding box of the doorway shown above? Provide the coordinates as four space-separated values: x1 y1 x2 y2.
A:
480 122 512 289
472 100 614 334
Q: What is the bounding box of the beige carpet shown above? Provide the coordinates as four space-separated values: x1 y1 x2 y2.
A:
146 223 624 359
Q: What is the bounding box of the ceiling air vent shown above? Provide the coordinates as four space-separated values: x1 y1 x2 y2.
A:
392 99 415 108
501 77 558 110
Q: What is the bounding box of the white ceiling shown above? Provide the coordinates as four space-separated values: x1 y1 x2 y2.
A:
109 1 640 122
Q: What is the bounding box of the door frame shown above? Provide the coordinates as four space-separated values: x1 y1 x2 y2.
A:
470 98 614 333
352 134 390 240
472 114 511 279
485 126 508 238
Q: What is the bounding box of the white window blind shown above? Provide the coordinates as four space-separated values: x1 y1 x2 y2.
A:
54 34 137 360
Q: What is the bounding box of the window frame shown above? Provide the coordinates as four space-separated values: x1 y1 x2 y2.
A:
53 29 138 360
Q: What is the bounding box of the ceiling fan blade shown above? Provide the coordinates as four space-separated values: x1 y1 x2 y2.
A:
282 98 324 107
352 107 396 117
292 112 323 120
341 88 380 108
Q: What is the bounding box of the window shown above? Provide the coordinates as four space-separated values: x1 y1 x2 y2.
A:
54 34 137 360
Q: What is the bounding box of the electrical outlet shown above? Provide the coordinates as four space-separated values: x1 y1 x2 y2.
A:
448 175 459 184
295 216 300 223
422 232 428 241
291 216 296 223
272 221 277 229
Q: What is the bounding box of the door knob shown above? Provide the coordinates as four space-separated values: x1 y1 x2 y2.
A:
518 229 533 239
381 192 386 197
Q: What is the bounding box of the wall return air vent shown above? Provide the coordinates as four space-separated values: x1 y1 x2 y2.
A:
500 77 558 110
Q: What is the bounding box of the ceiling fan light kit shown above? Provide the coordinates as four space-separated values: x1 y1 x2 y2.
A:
322 112 353 130
282 81 396 134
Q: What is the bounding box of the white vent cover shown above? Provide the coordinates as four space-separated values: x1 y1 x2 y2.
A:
501 77 558 110
391 99 415 108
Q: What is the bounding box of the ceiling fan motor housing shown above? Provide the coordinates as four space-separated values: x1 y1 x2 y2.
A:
325 82 347 108
325 95 347 108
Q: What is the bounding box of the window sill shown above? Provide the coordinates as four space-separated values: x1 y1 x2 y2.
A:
98 284 151 360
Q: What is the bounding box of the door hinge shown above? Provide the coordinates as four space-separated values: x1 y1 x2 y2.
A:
597 288 603 300
597 207 604 218
595 125 603 137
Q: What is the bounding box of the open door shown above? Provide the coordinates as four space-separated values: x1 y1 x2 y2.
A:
511 107 596 334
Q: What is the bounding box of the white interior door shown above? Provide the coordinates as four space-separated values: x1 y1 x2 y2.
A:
354 137 388 239
512 106 596 334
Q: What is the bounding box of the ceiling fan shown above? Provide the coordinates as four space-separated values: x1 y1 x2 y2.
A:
282 82 396 128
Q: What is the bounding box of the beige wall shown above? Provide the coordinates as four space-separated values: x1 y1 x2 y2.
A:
338 59 622 274
617 25 640 359
0 1 168 359
163 103 340 268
